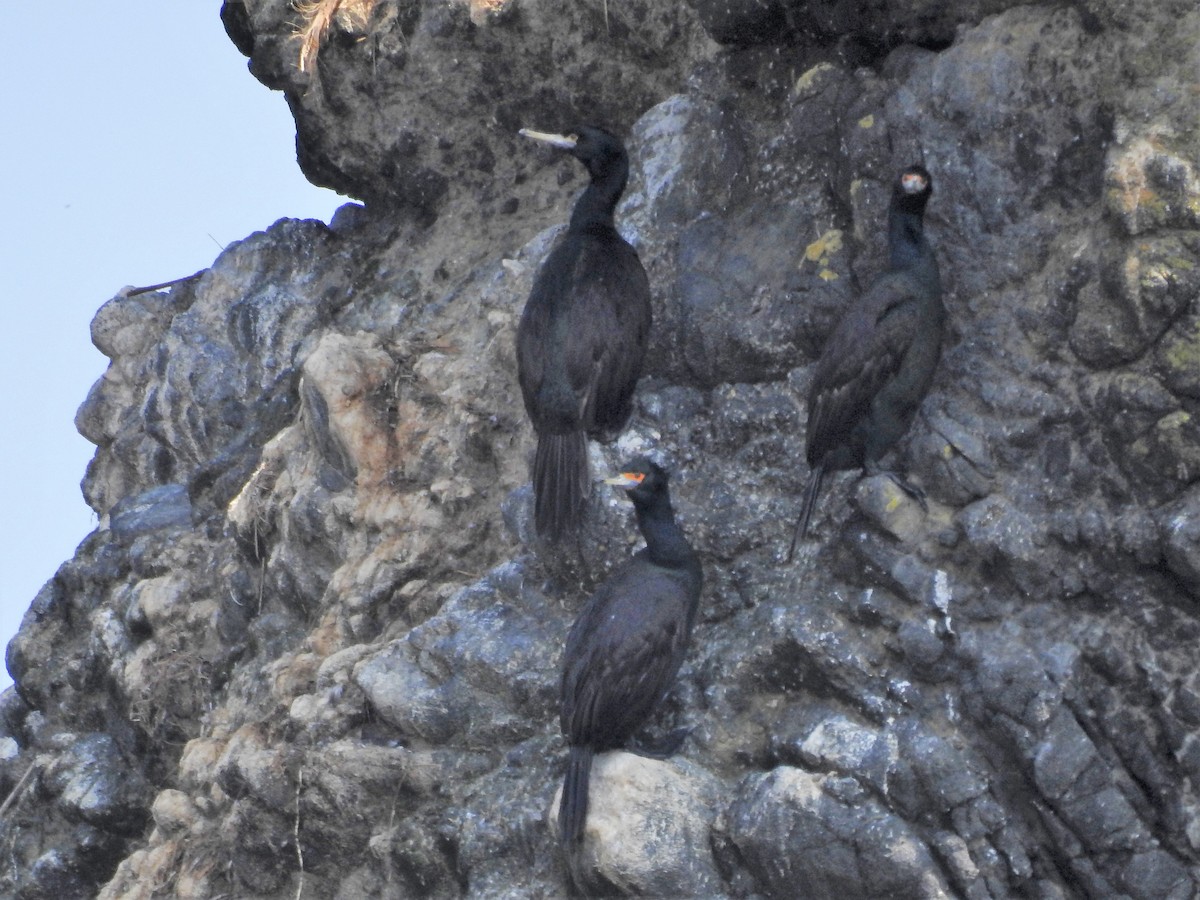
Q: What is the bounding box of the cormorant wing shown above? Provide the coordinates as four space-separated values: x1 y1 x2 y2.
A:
806 272 923 465
516 232 650 437
516 243 574 424
560 563 692 749
578 243 652 436
562 237 651 436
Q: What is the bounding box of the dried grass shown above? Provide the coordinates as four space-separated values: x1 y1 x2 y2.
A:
294 0 518 72
128 647 215 745
455 0 513 27
293 0 380 74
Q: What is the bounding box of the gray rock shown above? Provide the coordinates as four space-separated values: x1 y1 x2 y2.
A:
42 733 150 835
551 751 727 896
1071 234 1198 367
673 198 843 386
107 484 191 543
354 559 563 746
1159 486 1200 591
725 766 954 899
623 94 751 230
75 218 338 518
228 0 710 213
10 1 1200 897
90 286 187 360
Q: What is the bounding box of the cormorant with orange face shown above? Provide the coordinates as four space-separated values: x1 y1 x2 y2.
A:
557 457 702 878
789 165 944 558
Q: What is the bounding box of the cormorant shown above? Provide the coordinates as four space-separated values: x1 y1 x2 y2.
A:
557 457 703 877
516 126 652 542
788 165 944 559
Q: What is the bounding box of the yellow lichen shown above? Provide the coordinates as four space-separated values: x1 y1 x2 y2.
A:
804 230 844 281
858 114 875 129
793 63 837 99
1106 132 1200 232
1163 330 1200 374
805 229 844 263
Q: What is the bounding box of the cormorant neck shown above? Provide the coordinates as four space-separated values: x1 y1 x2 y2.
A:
888 206 931 271
633 495 694 568
569 165 627 232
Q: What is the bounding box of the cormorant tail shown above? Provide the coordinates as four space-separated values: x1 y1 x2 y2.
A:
534 430 588 541
787 462 825 561
558 744 594 849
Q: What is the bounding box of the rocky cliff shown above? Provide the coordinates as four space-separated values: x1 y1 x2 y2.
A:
4 0 1200 897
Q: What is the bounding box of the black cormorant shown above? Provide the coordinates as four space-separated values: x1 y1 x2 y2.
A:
516 126 652 542
557 457 702 876
789 165 944 558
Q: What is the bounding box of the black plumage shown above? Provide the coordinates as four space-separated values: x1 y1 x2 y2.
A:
516 126 652 542
789 165 944 558
557 457 702 869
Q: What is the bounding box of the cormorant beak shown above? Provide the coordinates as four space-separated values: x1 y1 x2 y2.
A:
604 472 647 488
901 171 928 194
519 128 578 150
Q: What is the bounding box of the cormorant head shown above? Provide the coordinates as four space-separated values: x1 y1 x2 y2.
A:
604 456 669 504
893 164 933 215
519 124 628 184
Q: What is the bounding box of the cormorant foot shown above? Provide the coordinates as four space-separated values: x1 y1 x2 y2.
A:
630 727 692 759
888 472 928 511
864 465 928 512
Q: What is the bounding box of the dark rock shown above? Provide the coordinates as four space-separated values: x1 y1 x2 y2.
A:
107 484 191 544
220 1 255 58
672 196 845 386
1121 850 1193 900
725 766 953 898
690 0 1027 51
238 0 710 212
12 1 1200 897
784 0 1021 49
1157 486 1200 593
24 848 93 900
1084 372 1200 499
686 0 787 46
1071 235 1198 367
42 734 151 835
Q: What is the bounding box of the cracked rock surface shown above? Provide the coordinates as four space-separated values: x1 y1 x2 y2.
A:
4 0 1200 897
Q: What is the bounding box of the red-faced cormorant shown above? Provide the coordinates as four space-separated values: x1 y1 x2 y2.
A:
516 126 652 542
788 165 944 558
557 457 702 877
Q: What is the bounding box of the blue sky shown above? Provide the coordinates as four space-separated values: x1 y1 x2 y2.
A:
0 6 343 689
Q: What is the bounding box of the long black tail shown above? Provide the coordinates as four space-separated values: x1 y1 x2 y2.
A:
787 462 825 561
558 744 594 849
534 430 588 541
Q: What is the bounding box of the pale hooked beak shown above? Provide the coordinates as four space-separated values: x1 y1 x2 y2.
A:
604 472 646 488
519 128 578 150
